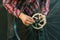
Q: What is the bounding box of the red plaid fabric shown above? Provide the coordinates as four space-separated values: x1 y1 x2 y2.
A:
3 0 50 18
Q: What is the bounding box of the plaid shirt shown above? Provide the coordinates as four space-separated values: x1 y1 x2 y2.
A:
3 0 50 18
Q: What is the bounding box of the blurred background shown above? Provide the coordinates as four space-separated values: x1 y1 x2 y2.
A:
0 0 8 40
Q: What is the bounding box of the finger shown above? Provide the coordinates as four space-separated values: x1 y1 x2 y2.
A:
27 19 35 24
26 20 33 25
27 16 35 23
25 24 30 26
24 20 32 26
25 22 30 26
26 19 34 23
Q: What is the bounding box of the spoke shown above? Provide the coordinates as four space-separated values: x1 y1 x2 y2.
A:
34 17 38 19
38 23 41 26
47 23 60 34
39 18 43 22
47 29 57 40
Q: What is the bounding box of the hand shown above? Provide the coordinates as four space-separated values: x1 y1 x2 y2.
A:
19 13 35 26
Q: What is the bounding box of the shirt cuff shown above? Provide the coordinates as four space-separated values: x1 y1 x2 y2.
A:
13 8 23 18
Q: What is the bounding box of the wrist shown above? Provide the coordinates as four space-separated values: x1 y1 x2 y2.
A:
19 13 24 19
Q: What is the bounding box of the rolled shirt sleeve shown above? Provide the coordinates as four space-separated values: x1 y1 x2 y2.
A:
3 0 23 18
